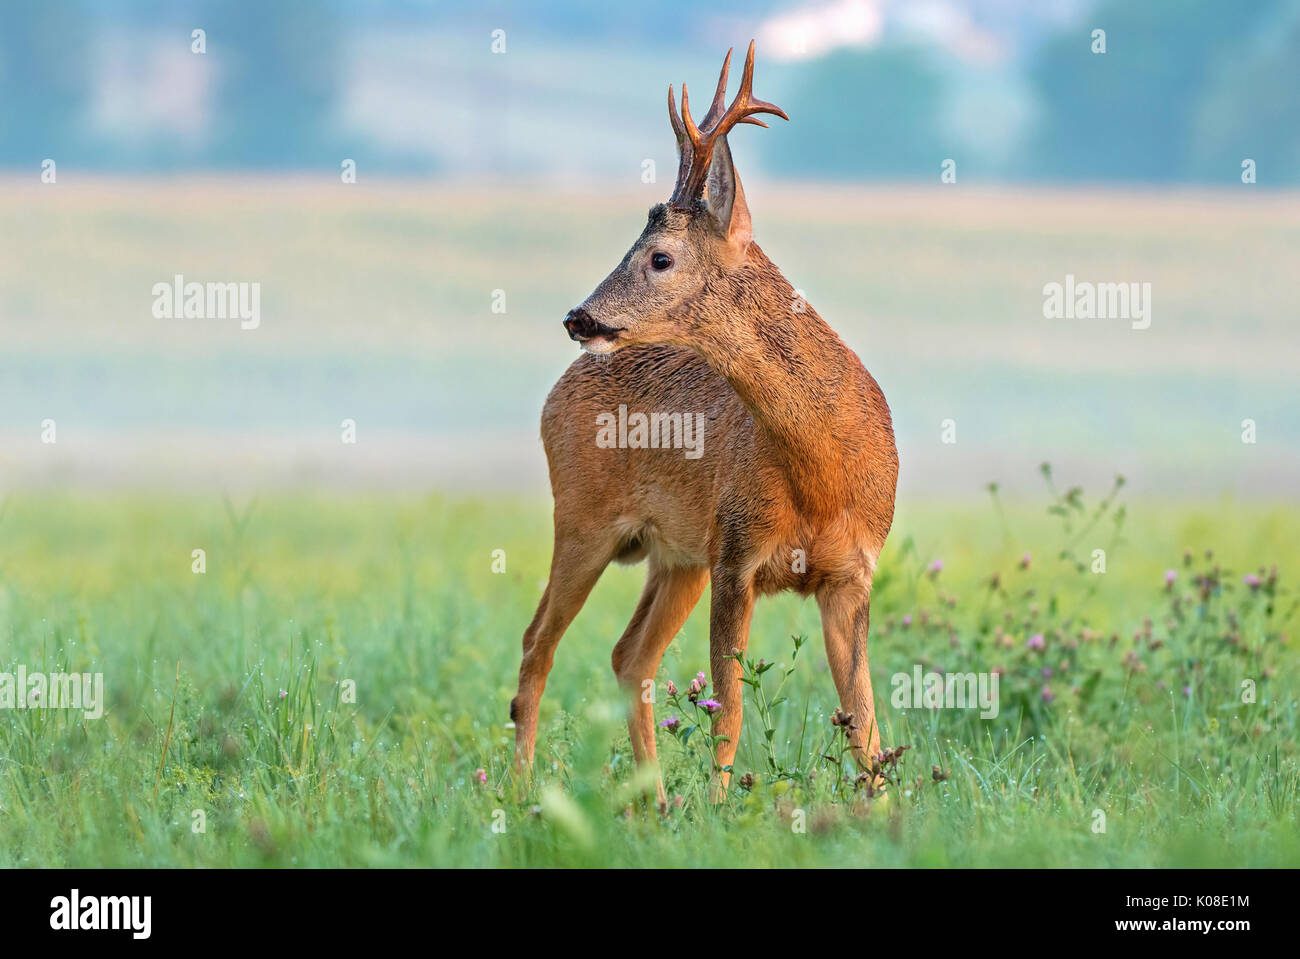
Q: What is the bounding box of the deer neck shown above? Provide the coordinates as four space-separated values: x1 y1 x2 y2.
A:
681 244 865 504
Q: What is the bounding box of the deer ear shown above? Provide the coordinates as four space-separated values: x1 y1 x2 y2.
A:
704 136 753 251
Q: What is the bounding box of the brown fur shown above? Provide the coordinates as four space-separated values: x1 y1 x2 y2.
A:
511 48 898 805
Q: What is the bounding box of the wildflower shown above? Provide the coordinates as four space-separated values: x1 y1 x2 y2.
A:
926 559 943 578
475 768 487 784
1182 685 1192 698
665 679 677 697
831 708 854 728
1164 569 1176 590
932 765 949 783
1041 684 1055 704
1027 633 1045 650
278 689 288 700
688 675 705 701
1243 573 1262 590
698 699 722 715
854 771 881 797
901 614 913 628
737 772 755 791
1020 552 1032 570
876 744 910 768
659 716 681 732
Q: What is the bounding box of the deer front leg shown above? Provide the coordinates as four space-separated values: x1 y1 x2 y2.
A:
817 575 883 779
706 562 755 799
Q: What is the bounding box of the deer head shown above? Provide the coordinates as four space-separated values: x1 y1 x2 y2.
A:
563 42 789 354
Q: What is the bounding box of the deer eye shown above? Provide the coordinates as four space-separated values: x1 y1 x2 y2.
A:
650 252 673 271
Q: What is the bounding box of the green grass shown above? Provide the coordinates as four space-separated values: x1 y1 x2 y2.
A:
1 479 1296 867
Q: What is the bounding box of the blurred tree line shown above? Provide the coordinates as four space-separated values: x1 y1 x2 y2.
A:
1028 0 1300 182
0 0 92 164
0 0 345 169
2 0 1297 182
768 0 1300 183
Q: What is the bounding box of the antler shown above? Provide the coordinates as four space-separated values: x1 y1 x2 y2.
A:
668 41 788 208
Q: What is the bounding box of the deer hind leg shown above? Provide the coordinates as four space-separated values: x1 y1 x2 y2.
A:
816 575 883 779
610 562 709 809
511 527 615 775
706 561 756 799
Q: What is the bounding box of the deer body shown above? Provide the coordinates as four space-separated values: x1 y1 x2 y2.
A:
511 45 898 803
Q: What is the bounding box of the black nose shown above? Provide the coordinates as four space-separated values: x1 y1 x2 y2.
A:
563 308 599 341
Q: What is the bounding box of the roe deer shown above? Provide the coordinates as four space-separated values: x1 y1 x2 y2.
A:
510 42 898 804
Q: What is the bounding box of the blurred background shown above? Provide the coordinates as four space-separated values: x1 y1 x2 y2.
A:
2 0 1298 499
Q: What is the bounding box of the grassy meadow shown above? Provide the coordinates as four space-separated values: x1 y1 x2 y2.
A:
0 481 1296 868
1 179 1297 866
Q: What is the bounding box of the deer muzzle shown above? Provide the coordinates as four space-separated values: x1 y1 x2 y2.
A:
563 308 622 344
